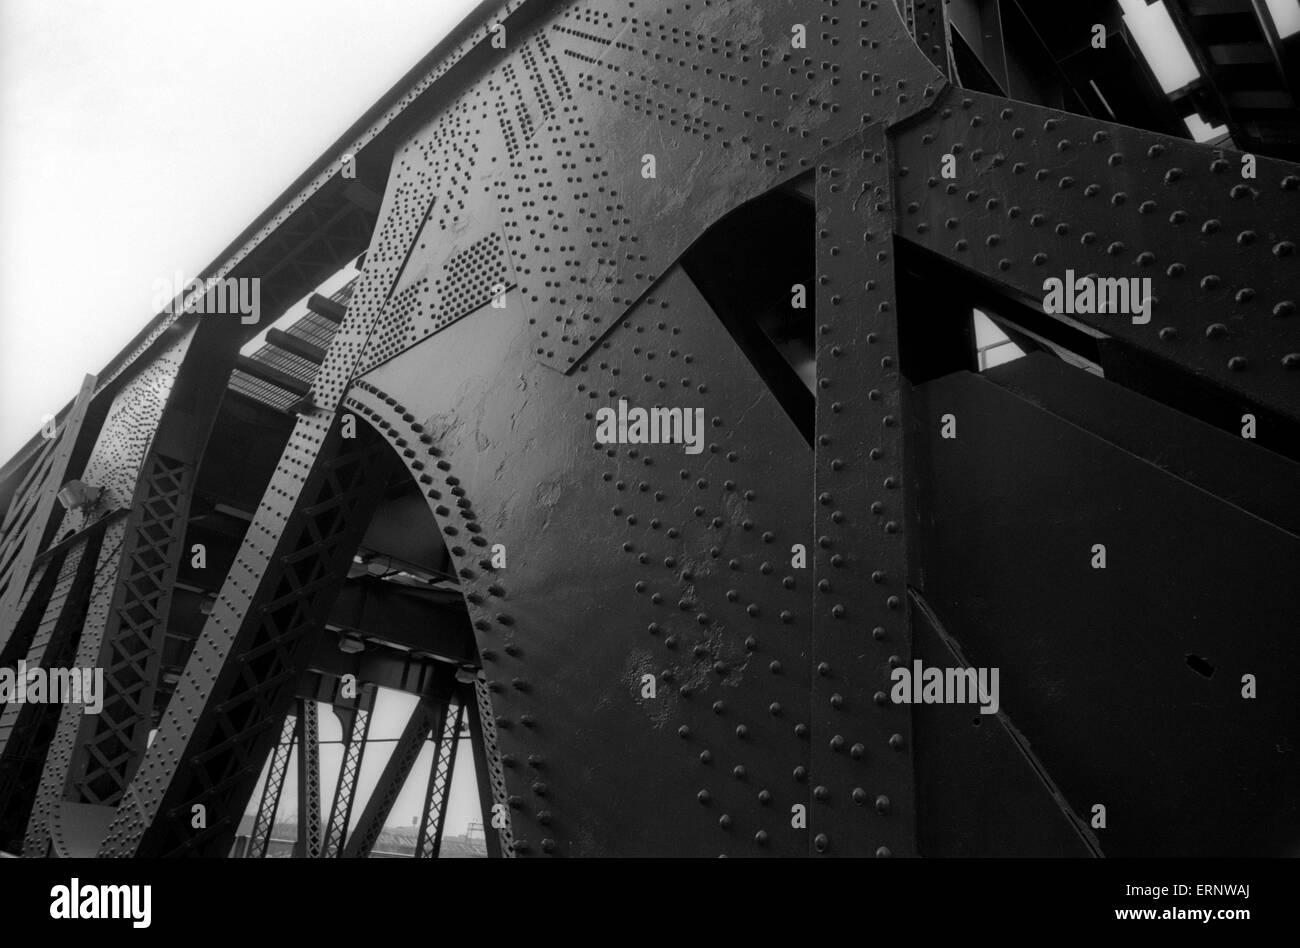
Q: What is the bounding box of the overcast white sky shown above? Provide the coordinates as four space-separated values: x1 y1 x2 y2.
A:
1 0 489 839
0 0 482 461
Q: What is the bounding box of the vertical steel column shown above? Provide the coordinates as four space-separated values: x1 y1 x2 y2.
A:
322 683 375 858
415 699 464 858
293 698 322 858
810 128 919 857
247 711 298 859
890 87 1300 428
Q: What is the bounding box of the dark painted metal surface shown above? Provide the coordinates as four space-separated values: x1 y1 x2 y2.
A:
0 375 97 654
0 0 1296 859
892 86 1300 424
910 361 1300 855
321 684 374 859
342 691 447 858
247 711 297 859
98 422 401 856
810 128 917 857
293 698 322 858
416 699 464 858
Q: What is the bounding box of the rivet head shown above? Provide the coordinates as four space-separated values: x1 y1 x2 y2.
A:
814 833 829 853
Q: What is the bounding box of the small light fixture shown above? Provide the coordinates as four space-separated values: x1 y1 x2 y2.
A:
338 632 365 654
455 665 479 684
56 479 102 511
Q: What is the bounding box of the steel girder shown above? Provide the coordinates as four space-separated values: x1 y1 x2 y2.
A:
247 710 297 859
341 690 449 858
0 529 108 850
809 128 918 857
293 698 322 858
2 328 198 855
416 699 464 858
321 683 375 859
466 676 511 859
0 374 97 654
908 355 1300 855
97 419 401 857
34 320 242 855
323 0 1294 857
0 0 1294 858
13 318 254 856
891 87 1300 432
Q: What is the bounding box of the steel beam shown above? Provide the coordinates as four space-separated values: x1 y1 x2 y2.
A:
465 677 510 860
415 699 464 858
267 329 327 365
321 683 375 858
2 0 1294 861
98 421 402 856
0 374 97 654
892 86 1300 427
293 698 322 858
0 530 105 852
341 692 444 858
247 711 297 858
810 129 918 857
23 327 225 856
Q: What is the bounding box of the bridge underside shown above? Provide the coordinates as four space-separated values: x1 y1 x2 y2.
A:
1 0 1297 858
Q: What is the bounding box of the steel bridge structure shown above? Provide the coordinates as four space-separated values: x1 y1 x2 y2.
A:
0 0 1297 858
